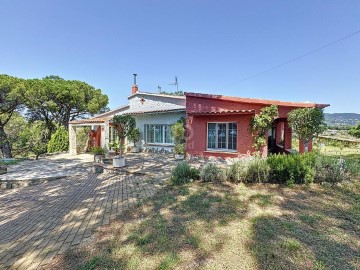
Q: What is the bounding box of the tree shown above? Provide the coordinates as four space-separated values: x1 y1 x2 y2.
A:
27 121 50 159
288 108 326 151
349 123 360 138
4 112 29 157
250 105 279 152
0 74 25 158
112 115 136 158
128 128 141 146
47 126 69 153
25 76 109 134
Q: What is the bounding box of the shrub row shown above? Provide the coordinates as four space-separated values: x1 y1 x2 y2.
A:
171 153 356 186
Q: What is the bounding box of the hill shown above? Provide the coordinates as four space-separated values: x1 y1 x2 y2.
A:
324 113 360 127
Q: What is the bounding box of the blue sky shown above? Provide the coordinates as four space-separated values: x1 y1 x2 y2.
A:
1 1 359 113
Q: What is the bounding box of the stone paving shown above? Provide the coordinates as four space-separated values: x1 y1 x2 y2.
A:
0 153 176 269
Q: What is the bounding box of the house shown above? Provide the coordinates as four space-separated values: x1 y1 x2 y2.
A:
68 84 186 155
185 92 329 159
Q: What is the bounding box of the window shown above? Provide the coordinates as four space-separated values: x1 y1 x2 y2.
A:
145 124 174 144
109 126 119 144
207 122 237 151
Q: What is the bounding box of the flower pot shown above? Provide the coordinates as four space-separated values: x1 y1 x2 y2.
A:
113 157 126 168
131 146 140 153
94 154 105 163
175 154 184 160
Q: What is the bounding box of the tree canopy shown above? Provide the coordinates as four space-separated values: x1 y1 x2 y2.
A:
0 74 109 158
288 108 326 144
250 105 279 152
25 76 109 133
0 74 26 157
112 115 136 157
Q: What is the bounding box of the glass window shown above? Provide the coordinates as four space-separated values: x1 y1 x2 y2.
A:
228 123 237 150
145 124 174 144
165 126 173 144
207 123 216 149
146 125 155 143
207 123 237 151
154 125 164 143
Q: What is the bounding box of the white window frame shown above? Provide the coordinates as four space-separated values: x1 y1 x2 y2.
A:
145 124 174 145
206 122 238 152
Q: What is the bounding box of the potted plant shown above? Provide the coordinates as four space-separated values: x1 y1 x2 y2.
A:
128 128 141 153
92 146 106 163
111 115 136 168
174 143 185 160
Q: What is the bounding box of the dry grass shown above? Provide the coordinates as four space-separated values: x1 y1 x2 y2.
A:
44 177 360 270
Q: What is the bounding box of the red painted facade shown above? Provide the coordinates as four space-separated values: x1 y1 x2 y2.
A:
185 93 329 158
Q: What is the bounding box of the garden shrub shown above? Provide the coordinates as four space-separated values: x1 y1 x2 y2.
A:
315 155 350 183
247 158 271 183
200 163 226 182
171 161 199 185
228 160 248 183
47 126 69 153
267 153 317 185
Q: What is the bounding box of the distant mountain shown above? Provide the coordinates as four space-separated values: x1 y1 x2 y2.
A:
324 113 360 127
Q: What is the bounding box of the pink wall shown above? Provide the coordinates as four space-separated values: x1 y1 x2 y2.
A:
186 95 306 158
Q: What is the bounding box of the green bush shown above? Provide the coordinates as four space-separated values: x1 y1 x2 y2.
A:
92 146 106 155
315 156 350 183
171 161 199 185
174 143 185 155
200 163 227 182
228 161 248 183
47 126 69 153
247 158 271 183
267 153 317 185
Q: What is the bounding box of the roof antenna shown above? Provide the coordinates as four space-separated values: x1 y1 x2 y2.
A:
168 76 178 91
133 73 137 85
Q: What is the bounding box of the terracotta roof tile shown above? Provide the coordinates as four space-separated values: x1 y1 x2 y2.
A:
185 92 330 109
69 117 111 125
188 109 255 115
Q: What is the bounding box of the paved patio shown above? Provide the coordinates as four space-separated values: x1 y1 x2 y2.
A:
0 153 176 269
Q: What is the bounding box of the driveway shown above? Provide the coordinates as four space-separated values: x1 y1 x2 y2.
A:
0 154 175 269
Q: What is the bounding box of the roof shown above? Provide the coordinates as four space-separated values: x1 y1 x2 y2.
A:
93 105 129 118
69 117 111 125
128 91 186 100
185 92 330 109
122 107 185 115
188 109 255 115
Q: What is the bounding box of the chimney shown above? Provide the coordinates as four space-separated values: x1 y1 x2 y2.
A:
132 73 138 94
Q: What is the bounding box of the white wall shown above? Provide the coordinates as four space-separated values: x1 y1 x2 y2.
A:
134 111 185 151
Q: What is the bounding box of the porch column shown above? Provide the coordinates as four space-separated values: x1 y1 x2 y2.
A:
275 120 283 145
69 124 77 155
284 121 292 150
103 122 109 150
299 139 313 153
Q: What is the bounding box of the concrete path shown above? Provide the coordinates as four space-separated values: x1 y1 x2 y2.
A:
0 154 94 182
0 154 175 269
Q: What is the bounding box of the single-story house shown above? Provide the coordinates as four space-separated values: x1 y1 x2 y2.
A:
185 92 329 158
68 84 186 154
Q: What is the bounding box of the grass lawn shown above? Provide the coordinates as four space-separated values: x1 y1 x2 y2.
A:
46 177 360 270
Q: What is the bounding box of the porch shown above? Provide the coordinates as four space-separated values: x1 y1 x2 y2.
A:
268 118 312 155
68 118 110 155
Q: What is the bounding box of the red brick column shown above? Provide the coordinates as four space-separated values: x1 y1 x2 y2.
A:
276 121 283 145
299 139 312 153
284 121 292 150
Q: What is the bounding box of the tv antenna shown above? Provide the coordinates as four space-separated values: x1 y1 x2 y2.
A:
168 76 178 91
